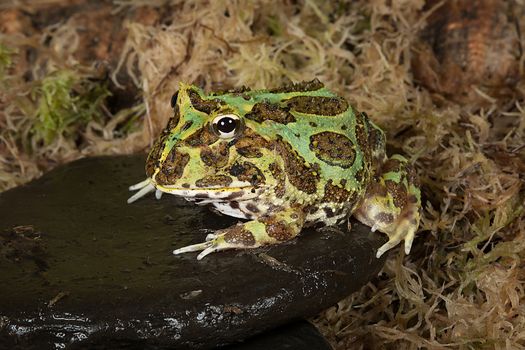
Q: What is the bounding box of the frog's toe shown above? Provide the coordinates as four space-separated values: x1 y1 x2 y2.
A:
173 240 223 260
173 230 256 260
404 226 416 255
173 241 212 256
205 233 218 241
375 218 417 258
127 178 155 203
197 246 220 260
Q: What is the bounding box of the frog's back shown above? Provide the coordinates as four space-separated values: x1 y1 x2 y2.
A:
213 80 381 195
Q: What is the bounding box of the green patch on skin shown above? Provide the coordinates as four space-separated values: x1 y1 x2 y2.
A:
383 171 402 183
31 70 111 145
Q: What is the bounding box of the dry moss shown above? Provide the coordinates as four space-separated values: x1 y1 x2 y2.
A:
1 0 525 348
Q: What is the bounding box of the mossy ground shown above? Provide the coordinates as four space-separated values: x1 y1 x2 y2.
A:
1 1 524 348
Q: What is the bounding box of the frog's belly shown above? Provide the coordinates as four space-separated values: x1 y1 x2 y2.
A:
305 203 349 227
212 200 350 227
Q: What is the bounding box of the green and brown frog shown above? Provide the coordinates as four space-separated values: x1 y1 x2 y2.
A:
129 80 421 260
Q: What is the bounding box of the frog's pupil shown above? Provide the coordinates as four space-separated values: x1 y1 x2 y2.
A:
217 117 237 133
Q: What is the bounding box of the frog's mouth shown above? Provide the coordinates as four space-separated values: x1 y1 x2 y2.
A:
127 178 260 204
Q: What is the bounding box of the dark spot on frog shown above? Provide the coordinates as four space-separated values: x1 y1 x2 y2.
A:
380 157 403 174
223 225 256 246
195 175 233 188
188 89 222 114
268 162 286 197
234 128 270 158
170 90 179 108
229 163 245 177
229 162 265 186
184 124 219 146
226 191 244 200
309 122 318 128
285 95 349 116
354 166 367 183
374 212 394 224
194 193 209 199
154 150 190 185
323 207 335 218
200 142 230 167
245 102 296 124
213 85 251 95
354 112 372 161
322 180 353 203
229 201 239 209
269 78 325 93
237 147 262 158
406 164 419 185
246 203 260 213
306 205 319 214
310 132 356 168
261 219 295 241
181 121 193 132
276 138 319 195
341 125 347 131
182 183 191 188
385 179 407 209
146 133 169 177
228 139 238 147
409 194 418 203
167 104 180 130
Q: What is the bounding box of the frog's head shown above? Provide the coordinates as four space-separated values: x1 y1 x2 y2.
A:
146 82 283 201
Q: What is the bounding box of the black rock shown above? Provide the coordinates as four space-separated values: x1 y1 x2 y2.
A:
0 155 386 349
224 321 331 350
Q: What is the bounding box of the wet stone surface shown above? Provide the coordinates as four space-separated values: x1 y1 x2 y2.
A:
0 155 386 349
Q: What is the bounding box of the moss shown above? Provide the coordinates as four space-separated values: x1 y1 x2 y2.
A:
0 43 13 82
31 70 110 146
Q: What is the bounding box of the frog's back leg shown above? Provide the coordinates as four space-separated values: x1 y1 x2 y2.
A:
353 154 421 258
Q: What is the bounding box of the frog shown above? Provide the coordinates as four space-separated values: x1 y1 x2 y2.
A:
128 79 421 260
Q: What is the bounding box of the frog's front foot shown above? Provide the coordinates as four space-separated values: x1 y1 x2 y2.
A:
127 178 156 203
173 224 260 260
354 154 421 258
174 208 306 260
173 239 219 260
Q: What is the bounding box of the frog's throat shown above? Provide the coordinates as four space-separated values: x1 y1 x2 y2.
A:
155 182 259 201
127 178 263 203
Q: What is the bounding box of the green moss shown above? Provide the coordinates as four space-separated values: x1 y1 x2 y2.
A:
31 70 111 145
266 15 283 36
0 43 14 84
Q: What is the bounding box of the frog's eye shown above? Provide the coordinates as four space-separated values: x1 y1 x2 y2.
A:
211 114 243 139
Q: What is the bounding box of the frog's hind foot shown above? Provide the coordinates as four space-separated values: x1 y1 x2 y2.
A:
375 205 419 258
353 154 421 258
